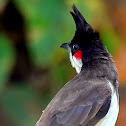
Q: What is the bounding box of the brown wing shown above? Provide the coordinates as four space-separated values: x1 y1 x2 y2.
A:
36 78 111 126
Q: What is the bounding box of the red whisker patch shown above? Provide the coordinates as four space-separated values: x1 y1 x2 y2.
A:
74 50 82 60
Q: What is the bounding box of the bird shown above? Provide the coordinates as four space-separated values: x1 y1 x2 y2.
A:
36 4 119 126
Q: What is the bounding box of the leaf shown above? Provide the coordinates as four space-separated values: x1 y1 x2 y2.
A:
0 34 14 92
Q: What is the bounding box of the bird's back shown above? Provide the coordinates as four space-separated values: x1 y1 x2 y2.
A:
36 72 113 126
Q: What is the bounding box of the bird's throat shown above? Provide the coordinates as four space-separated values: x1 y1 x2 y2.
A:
69 52 82 73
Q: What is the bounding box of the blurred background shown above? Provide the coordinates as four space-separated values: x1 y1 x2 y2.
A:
0 0 126 125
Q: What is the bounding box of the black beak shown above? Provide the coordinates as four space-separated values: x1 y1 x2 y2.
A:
59 42 70 50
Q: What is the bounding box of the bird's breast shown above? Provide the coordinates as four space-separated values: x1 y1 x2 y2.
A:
95 81 119 126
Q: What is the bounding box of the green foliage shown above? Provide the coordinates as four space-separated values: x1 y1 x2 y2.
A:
0 34 14 91
1 84 42 126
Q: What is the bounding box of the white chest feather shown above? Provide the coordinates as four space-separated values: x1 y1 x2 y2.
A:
95 81 119 126
69 52 82 73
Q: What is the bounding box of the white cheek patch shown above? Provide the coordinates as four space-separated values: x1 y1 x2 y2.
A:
70 52 75 68
69 52 82 73
73 56 82 68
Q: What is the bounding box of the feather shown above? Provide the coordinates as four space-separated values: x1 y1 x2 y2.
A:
70 4 92 32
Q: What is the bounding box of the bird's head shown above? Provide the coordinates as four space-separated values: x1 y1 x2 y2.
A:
60 4 109 73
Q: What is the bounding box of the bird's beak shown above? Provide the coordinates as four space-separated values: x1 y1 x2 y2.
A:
59 42 70 50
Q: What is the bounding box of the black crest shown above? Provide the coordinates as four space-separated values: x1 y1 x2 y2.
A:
70 4 100 47
70 4 92 33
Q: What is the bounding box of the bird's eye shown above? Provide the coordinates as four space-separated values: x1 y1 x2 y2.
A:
73 44 78 51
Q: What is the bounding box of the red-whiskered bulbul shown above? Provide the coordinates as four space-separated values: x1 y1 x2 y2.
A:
36 4 119 126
